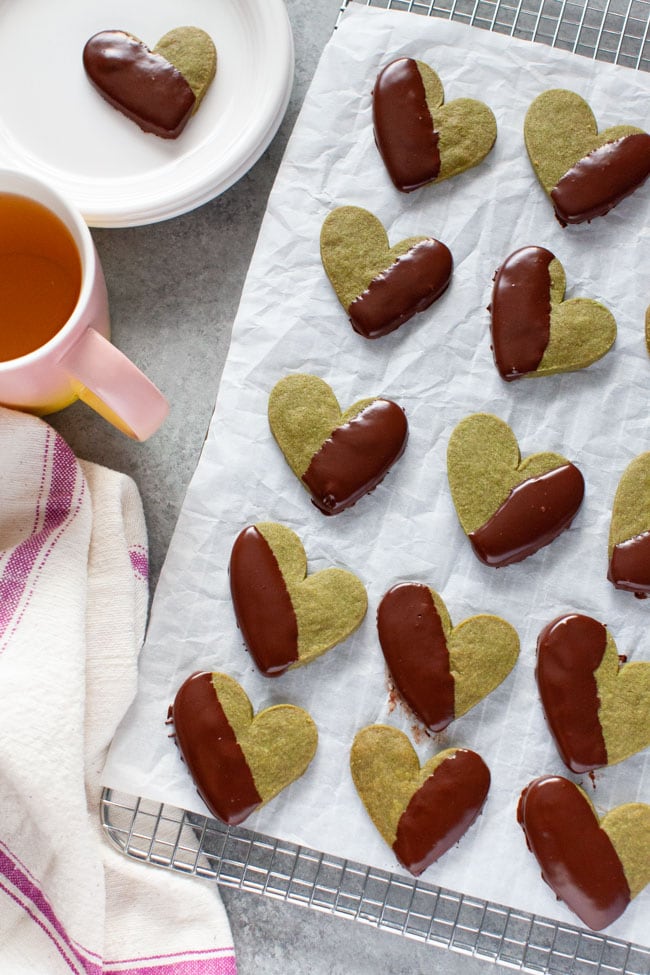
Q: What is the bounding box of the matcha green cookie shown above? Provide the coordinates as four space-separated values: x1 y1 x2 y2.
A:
171 671 318 825
268 374 408 515
350 725 490 875
608 452 650 596
373 57 496 192
524 88 650 225
491 246 616 380
377 583 519 731
537 613 650 772
83 27 216 138
320 206 453 338
518 775 650 930
229 521 367 676
447 413 584 567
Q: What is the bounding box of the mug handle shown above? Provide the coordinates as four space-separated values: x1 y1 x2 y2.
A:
62 327 169 441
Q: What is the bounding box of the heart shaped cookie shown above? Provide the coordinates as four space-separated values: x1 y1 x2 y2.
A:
83 27 216 138
608 452 650 596
171 671 318 825
491 246 616 380
447 413 584 567
268 374 408 515
536 613 650 772
320 206 453 339
372 58 497 193
524 89 650 225
377 584 519 731
350 725 490 875
229 522 367 676
518 776 650 930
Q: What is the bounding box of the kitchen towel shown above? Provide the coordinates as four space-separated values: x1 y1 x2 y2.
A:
0 407 236 975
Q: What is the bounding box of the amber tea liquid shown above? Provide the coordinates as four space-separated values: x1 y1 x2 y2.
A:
0 192 82 362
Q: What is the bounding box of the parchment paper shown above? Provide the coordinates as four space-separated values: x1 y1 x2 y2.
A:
103 4 650 944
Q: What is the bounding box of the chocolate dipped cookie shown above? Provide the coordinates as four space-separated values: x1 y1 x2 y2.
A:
229 522 367 677
536 613 650 773
608 452 650 596
268 374 408 515
372 58 496 193
350 725 490 876
491 246 616 380
83 27 216 138
171 671 318 825
320 206 452 339
518 776 650 930
447 413 584 567
524 89 650 225
377 584 519 732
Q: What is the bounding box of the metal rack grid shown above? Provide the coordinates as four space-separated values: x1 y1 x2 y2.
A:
102 2 650 971
339 0 650 71
101 790 650 974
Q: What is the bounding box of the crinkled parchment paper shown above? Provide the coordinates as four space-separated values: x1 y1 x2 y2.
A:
104 4 650 944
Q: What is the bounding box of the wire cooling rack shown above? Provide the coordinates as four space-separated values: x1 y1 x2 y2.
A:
101 789 650 974
102 3 650 972
339 0 650 70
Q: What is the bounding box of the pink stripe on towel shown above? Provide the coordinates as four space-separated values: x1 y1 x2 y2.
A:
0 431 84 651
0 847 102 975
104 947 238 974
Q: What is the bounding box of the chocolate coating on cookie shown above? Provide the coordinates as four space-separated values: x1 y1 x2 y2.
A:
468 464 585 567
172 672 262 825
394 749 490 875
518 776 630 930
377 583 454 731
373 58 440 192
302 398 408 514
229 526 299 676
608 530 650 596
83 30 196 138
348 239 452 339
551 133 650 225
536 614 608 772
491 246 553 380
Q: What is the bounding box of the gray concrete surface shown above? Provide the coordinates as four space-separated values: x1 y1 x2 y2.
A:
49 2 512 971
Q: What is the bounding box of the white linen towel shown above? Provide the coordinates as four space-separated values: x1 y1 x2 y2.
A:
0 407 237 975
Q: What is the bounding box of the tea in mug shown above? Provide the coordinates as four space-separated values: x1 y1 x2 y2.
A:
0 192 82 362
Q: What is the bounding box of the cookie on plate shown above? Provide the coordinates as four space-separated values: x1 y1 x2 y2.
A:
268 373 408 515
372 57 496 192
536 613 650 772
518 775 650 930
350 725 490 875
83 27 216 138
230 522 367 676
490 246 616 380
524 89 650 225
320 206 452 339
608 452 650 596
171 671 318 825
377 583 519 731
447 413 584 567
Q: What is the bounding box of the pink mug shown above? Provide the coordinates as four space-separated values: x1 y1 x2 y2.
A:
0 169 168 441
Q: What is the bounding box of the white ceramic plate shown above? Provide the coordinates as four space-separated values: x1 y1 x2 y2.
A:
0 0 294 226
